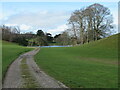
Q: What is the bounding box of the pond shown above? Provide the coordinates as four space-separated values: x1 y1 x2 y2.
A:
30 45 72 48
40 45 72 48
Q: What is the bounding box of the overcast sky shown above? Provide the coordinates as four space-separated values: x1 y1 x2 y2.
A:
1 2 118 36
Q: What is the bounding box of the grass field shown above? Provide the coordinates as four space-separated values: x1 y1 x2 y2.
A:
35 34 119 88
2 41 33 77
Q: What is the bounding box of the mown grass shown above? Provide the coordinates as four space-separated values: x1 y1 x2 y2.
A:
35 34 119 88
2 41 33 78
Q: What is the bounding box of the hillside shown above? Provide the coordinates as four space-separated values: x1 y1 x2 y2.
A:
35 33 119 88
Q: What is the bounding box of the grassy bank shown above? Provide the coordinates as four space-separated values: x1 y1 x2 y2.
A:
0 40 2 80
35 34 119 88
2 41 33 77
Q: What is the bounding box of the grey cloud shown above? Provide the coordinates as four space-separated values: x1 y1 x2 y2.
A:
3 11 70 29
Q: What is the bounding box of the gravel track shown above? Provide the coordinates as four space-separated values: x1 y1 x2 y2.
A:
3 48 67 88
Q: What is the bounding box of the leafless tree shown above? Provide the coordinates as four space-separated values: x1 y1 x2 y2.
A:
68 3 114 44
55 31 72 45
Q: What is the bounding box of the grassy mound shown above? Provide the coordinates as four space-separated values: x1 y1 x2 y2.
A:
2 41 33 78
35 33 119 88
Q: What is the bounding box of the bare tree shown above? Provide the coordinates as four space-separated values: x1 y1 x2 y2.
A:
88 3 114 40
55 31 72 45
1 25 12 41
68 3 114 44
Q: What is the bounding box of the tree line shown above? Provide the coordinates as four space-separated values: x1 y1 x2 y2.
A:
54 3 114 45
1 25 54 46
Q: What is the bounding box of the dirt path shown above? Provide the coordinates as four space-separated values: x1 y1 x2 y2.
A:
3 48 67 88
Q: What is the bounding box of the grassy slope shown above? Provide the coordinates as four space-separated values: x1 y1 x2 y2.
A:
35 34 119 88
2 41 33 77
0 40 2 80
